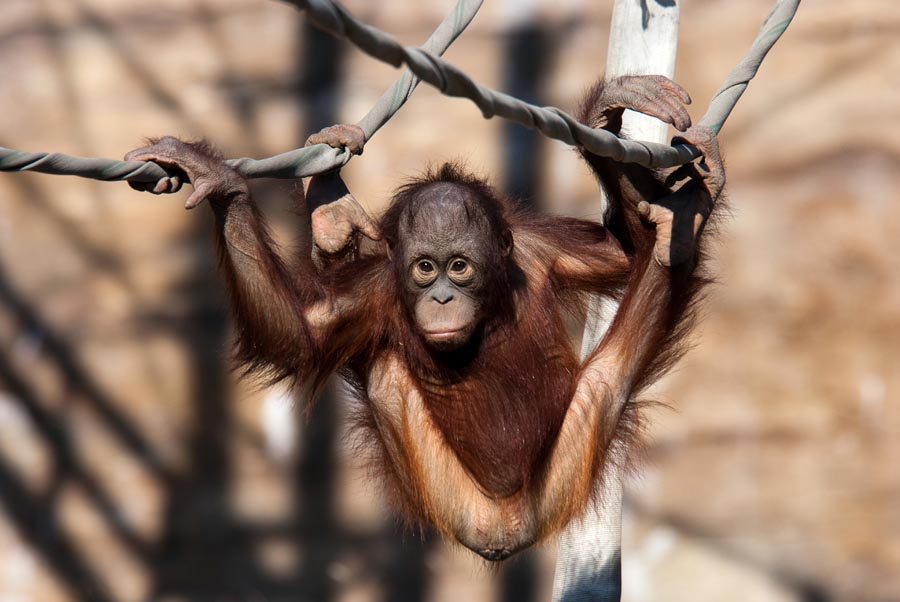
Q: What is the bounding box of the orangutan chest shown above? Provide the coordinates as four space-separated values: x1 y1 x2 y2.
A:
366 350 576 498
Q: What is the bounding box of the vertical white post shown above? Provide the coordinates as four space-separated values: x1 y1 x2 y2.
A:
551 2 680 601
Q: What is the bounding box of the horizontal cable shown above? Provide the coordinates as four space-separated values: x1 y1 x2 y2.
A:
284 0 801 167
0 0 800 184
0 0 484 183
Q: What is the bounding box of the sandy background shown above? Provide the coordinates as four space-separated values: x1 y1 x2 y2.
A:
0 1 897 601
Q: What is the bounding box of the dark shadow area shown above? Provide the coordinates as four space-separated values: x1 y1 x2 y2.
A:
0 349 118 602
288 21 346 602
0 261 163 599
500 23 552 209
641 0 678 30
0 457 113 602
0 264 169 480
556 549 621 602
0 344 153 564
149 263 245 601
500 548 540 602
296 22 345 137
380 530 431 602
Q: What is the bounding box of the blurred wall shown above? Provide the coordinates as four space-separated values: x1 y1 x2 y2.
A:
0 1 897 601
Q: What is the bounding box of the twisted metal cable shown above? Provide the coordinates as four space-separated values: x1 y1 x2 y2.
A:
699 0 801 132
0 0 484 183
0 0 800 184
286 0 800 166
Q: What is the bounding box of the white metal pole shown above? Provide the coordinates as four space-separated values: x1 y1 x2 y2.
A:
551 2 680 601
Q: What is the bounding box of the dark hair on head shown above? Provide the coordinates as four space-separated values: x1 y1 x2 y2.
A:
379 161 514 249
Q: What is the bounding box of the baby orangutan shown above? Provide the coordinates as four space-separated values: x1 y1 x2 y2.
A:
126 74 724 561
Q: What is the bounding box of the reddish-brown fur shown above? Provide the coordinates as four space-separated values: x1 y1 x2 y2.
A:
281 163 632 502
127 76 722 558
575 80 722 393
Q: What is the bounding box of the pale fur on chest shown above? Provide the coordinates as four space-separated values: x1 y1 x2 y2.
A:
365 353 537 548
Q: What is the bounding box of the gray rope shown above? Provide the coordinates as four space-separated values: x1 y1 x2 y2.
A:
0 0 484 183
231 0 485 178
0 0 799 183
285 0 800 167
699 0 801 132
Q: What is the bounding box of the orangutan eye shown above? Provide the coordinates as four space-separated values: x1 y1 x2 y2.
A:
448 258 474 284
412 259 438 286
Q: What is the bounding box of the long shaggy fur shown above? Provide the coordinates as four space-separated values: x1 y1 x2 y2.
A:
207 78 721 551
576 78 724 395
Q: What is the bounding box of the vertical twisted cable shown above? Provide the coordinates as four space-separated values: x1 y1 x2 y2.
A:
700 0 801 132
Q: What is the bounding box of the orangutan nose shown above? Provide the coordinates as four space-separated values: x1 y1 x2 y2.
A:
432 290 454 304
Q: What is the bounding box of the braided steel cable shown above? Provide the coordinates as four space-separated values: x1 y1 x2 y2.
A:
285 0 800 166
0 0 484 183
0 0 799 183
